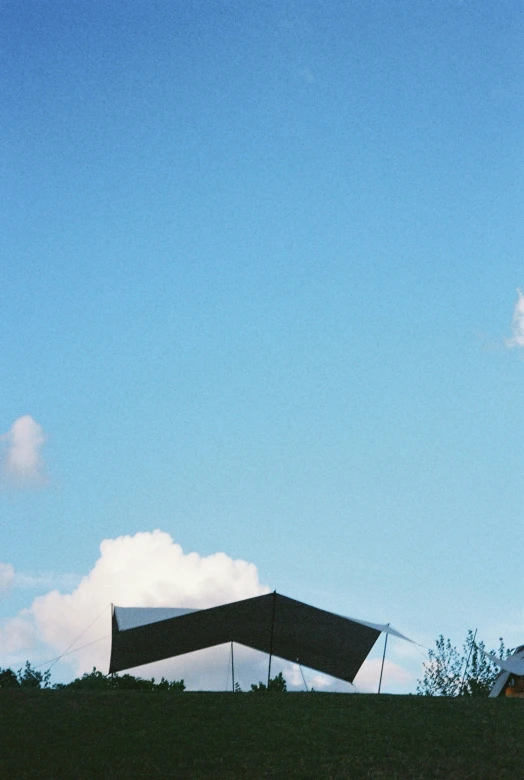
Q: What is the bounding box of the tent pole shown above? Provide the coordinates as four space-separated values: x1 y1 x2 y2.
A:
231 641 235 692
378 625 389 694
267 590 277 689
299 664 309 692
460 628 477 695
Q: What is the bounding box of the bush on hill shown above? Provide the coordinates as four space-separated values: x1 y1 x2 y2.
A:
59 668 185 692
417 630 508 696
250 671 287 692
0 662 51 690
0 664 185 692
0 668 20 689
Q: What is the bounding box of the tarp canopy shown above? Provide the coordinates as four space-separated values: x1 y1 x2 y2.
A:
109 592 411 683
486 651 524 677
487 645 524 697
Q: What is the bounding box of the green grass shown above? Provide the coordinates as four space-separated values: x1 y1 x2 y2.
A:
1 691 522 779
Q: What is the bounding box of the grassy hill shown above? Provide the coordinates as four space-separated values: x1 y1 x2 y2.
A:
1 691 522 778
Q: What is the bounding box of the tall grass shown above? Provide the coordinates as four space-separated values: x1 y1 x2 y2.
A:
1 691 522 778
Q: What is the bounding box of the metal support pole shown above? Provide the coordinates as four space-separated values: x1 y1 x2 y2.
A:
231 641 235 692
460 629 477 695
378 625 389 694
267 590 277 689
299 664 309 692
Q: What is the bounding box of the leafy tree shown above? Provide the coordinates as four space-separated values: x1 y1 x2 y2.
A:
0 664 185 692
61 668 185 692
0 668 20 688
0 664 50 689
251 672 287 693
152 676 186 692
417 631 507 697
461 633 508 697
17 662 51 689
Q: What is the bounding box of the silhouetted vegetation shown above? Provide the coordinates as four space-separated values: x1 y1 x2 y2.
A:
56 667 185 692
417 630 508 696
250 671 287 692
0 662 51 689
0 664 184 692
0 668 19 689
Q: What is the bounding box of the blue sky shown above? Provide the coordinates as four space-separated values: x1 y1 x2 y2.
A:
1 0 523 690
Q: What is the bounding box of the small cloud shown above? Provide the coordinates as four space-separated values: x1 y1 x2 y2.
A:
0 563 79 597
13 572 81 591
506 288 524 348
0 563 15 595
0 416 47 487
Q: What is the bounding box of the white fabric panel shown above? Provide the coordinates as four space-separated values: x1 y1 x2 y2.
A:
115 606 199 631
485 650 524 676
347 618 415 644
489 671 511 698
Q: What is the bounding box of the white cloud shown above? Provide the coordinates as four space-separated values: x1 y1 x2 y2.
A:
0 415 47 487
506 288 524 348
283 662 347 692
278 652 416 694
0 562 79 597
0 563 15 594
13 572 81 591
0 614 36 657
353 657 413 693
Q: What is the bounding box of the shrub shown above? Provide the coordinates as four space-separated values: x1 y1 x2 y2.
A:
62 668 185 692
251 672 287 693
18 662 51 689
417 630 507 696
0 668 20 688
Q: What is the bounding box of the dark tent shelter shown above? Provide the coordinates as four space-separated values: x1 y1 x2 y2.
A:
109 592 410 684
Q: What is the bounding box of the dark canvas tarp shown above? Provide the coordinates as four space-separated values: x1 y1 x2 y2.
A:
109 593 404 683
